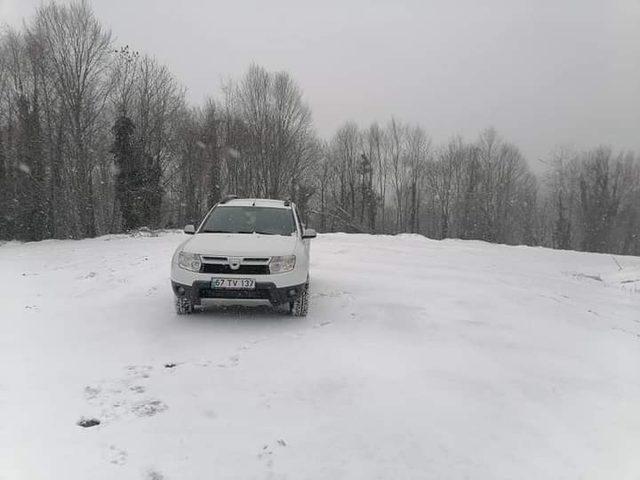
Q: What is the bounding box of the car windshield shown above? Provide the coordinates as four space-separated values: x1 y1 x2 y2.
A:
200 206 296 236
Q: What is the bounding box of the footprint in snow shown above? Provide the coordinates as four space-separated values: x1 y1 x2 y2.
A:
107 445 128 465
131 399 168 417
257 440 287 469
84 385 101 400
129 385 146 394
83 365 165 423
203 409 218 419
216 354 240 368
126 365 153 379
313 320 332 328
257 444 274 467
145 469 165 480
313 290 349 298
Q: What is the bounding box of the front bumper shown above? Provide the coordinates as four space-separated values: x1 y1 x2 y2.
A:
171 280 307 306
171 262 308 289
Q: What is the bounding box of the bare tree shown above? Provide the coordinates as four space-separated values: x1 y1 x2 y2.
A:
32 0 113 237
387 118 405 232
226 65 316 200
405 125 430 233
364 123 387 232
425 137 466 239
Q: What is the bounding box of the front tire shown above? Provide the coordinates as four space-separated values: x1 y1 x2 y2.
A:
175 296 194 315
290 284 309 317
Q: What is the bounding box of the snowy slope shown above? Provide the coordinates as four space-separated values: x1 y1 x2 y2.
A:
1 232 640 480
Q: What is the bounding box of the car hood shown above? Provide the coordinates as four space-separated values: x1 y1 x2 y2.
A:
182 233 297 257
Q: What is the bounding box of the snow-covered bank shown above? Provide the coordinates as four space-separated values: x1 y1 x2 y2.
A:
1 232 640 480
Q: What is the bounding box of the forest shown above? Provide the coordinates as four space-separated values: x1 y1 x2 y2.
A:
1 1 638 255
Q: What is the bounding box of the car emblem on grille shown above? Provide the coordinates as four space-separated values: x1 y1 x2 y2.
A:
228 257 241 270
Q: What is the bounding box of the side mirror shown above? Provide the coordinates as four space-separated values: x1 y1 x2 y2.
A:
302 228 317 239
184 224 196 235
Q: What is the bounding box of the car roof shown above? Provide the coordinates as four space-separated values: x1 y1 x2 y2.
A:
220 198 291 209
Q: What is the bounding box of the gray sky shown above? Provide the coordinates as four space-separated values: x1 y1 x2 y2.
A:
2 0 639 166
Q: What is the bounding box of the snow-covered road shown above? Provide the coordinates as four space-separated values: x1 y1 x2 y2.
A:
1 232 640 480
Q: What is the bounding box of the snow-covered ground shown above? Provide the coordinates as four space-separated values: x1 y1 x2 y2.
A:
1 232 640 480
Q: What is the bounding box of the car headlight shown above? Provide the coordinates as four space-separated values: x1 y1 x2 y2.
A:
269 255 296 274
178 251 202 272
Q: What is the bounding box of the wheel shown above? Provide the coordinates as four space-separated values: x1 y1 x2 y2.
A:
175 296 194 315
290 284 309 317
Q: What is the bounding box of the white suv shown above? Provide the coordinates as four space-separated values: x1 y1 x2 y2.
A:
170 197 316 316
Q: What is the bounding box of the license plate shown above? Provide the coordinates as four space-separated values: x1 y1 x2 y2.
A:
211 278 255 289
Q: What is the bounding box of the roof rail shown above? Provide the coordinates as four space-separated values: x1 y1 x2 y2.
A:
220 194 238 204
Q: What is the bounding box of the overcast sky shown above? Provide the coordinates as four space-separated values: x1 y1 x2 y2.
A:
2 0 639 166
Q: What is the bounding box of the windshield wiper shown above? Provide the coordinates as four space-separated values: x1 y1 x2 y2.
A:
201 229 287 235
200 229 255 234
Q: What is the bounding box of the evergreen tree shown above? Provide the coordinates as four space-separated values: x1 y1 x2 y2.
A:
553 193 572 249
15 93 47 241
111 115 144 230
579 150 621 252
0 131 10 240
140 152 163 228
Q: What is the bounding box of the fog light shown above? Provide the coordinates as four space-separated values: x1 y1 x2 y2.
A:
178 287 185 295
289 289 296 296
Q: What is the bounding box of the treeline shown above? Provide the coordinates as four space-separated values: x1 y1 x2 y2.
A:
0 1 638 256
317 124 640 255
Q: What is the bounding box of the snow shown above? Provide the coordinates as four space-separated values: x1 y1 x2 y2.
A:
1 232 640 480
600 267 640 294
